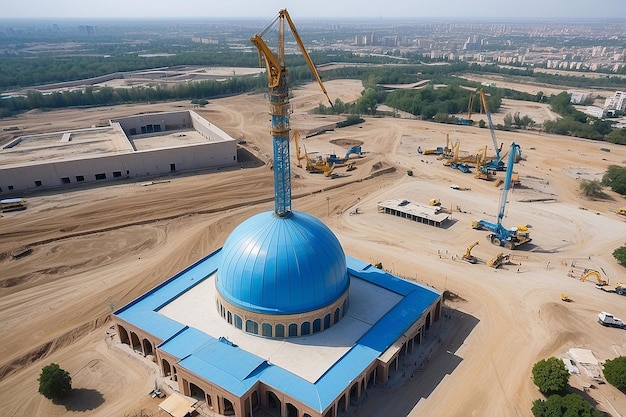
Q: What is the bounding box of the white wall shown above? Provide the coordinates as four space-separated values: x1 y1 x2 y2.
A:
0 141 236 195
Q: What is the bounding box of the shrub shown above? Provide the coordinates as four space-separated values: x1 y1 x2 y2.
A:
532 393 604 417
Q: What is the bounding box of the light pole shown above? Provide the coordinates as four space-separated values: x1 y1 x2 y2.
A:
326 196 330 217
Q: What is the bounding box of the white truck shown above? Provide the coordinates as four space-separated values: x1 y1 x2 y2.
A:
598 312 625 328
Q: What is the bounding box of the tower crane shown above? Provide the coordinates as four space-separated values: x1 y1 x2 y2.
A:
468 88 505 171
251 9 333 217
472 142 531 249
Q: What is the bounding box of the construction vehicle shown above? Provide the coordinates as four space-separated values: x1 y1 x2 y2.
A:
419 134 451 156
326 145 362 164
579 268 608 286
472 142 531 249
615 207 626 216
462 241 479 264
468 88 505 171
598 312 625 328
1 198 27 212
292 131 334 177
474 145 496 181
429 199 441 206
597 282 626 295
561 293 572 302
443 140 472 173
251 9 333 216
488 252 510 268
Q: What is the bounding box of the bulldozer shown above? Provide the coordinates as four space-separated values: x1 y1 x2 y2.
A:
488 252 510 269
462 241 479 264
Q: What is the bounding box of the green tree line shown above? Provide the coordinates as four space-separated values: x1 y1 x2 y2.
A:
543 91 626 143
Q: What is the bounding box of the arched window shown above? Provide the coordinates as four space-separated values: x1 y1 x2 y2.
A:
227 311 232 324
301 322 310 335
334 308 340 324
323 314 331 330
262 323 273 337
246 320 259 334
234 315 242 329
275 324 285 338
313 318 321 333
288 323 298 337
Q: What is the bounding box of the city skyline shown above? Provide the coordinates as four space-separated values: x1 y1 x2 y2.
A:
1 0 625 20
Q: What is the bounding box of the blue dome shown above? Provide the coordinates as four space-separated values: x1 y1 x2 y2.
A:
217 211 349 315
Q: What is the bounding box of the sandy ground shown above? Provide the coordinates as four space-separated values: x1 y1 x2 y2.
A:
1 78 626 417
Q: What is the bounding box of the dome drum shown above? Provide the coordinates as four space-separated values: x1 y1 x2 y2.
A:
215 288 349 339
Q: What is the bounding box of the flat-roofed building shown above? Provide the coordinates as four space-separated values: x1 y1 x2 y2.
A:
0 110 237 195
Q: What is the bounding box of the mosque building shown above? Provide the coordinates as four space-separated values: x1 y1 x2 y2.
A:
112 11 442 417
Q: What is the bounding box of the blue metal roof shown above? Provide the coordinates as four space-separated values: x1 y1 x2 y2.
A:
114 250 440 413
217 211 349 315
115 248 221 340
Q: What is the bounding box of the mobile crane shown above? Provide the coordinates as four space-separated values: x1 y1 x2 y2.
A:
472 142 531 249
468 88 505 171
251 9 333 216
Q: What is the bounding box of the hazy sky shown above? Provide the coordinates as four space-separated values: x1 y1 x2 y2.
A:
1 0 625 20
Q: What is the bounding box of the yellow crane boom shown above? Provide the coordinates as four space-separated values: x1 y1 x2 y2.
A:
250 9 333 108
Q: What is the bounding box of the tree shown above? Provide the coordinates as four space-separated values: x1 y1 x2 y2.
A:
532 393 604 417
38 363 72 401
613 246 626 267
579 180 605 199
604 356 626 389
602 165 626 195
532 357 570 394
503 112 514 129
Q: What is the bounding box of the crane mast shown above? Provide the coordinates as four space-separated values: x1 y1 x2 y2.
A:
250 9 333 217
497 142 521 226
469 88 504 171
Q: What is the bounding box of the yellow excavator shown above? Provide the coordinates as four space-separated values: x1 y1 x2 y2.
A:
462 241 479 264
292 131 334 177
488 252 510 269
579 268 608 286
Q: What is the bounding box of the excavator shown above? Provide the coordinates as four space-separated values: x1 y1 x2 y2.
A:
472 142 531 249
292 131 334 177
468 88 505 171
462 241 479 264
579 268 608 286
488 252 511 269
326 146 363 165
